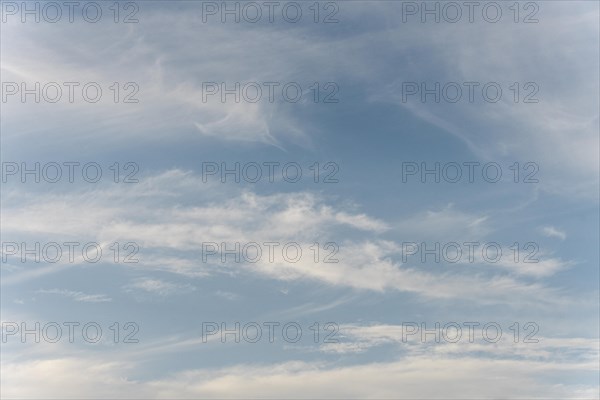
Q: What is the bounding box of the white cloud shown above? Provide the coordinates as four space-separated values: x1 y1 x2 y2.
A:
362 3 600 198
2 355 597 399
1 171 575 307
394 204 491 242
322 323 599 364
124 278 195 297
541 226 567 240
492 256 573 278
215 291 239 301
35 289 112 303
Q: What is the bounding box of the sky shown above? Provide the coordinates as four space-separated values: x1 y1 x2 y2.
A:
1 1 599 398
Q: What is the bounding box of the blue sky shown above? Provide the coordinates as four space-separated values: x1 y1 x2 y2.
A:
1 1 599 398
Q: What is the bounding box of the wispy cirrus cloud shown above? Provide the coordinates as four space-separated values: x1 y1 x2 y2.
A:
541 226 567 240
35 289 112 303
0 171 579 308
2 354 597 399
123 278 195 297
